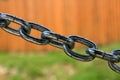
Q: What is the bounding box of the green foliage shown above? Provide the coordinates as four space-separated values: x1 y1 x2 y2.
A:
7 75 24 80
0 42 120 80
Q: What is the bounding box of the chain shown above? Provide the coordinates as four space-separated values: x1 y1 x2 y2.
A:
0 13 120 73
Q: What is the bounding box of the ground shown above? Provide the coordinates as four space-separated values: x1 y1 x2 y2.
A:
0 42 120 80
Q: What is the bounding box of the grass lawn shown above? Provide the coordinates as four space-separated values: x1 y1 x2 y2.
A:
0 42 120 80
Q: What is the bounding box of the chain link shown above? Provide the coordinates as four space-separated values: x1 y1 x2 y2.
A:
0 13 120 73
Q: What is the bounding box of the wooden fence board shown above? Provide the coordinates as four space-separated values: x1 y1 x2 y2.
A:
0 0 120 52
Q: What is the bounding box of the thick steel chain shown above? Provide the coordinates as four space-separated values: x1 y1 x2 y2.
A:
0 13 120 73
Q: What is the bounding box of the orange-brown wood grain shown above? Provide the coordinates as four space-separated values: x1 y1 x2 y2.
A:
0 0 120 52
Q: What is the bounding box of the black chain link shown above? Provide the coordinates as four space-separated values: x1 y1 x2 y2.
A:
0 13 120 73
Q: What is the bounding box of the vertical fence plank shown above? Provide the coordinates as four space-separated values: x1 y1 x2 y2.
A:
7 0 20 51
0 0 120 52
12 0 27 51
0 0 9 51
94 0 108 44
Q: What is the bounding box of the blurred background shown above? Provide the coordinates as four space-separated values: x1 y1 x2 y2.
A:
0 0 120 80
0 0 120 52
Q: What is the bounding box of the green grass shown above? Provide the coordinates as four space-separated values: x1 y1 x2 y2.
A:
0 42 120 80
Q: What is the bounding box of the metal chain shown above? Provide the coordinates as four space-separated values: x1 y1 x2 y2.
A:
0 13 120 73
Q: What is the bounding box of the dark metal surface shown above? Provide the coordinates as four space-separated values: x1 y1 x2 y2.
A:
19 22 50 45
0 13 31 35
42 31 74 49
108 50 120 73
63 36 97 61
0 13 120 73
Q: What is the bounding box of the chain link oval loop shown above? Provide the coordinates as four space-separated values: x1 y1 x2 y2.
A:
0 19 9 27
63 36 97 61
108 50 120 73
0 18 20 35
0 13 31 35
42 31 74 49
1 13 120 73
19 22 50 45
86 48 120 62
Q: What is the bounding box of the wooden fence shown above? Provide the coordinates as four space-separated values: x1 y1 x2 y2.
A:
0 0 120 52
